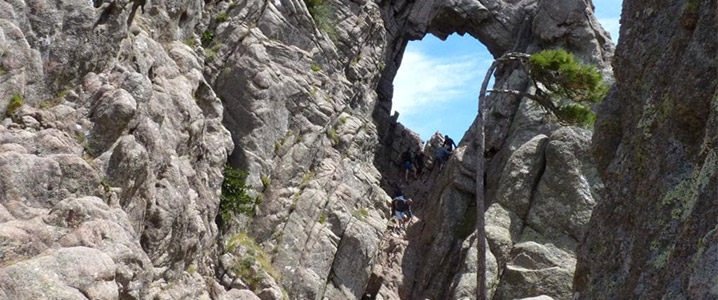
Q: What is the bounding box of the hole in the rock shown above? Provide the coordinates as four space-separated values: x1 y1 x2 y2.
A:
392 33 493 143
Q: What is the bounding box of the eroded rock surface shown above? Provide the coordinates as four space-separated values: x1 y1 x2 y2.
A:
1 1 232 299
575 0 717 298
1 0 614 299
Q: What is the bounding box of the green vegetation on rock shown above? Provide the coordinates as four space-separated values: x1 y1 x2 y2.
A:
216 12 229 23
304 0 337 41
227 232 281 292
6 93 23 117
201 30 214 46
527 49 608 127
219 165 259 227
328 128 339 146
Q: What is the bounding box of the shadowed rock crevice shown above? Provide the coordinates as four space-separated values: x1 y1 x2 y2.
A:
367 0 610 298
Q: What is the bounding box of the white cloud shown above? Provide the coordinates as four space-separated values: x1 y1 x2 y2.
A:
392 50 489 117
598 17 620 43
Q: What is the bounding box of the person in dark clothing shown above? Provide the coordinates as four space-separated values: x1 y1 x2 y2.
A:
400 148 415 182
391 182 404 199
414 149 425 176
391 196 413 231
443 135 458 151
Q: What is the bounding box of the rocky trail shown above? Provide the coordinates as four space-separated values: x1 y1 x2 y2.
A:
369 160 443 300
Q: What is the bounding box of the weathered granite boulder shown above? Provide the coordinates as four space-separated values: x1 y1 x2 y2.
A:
1 1 232 298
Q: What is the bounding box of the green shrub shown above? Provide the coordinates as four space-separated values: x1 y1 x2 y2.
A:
528 49 608 104
304 0 337 41
6 93 22 117
201 30 214 46
216 12 229 23
261 175 270 189
318 213 326 224
338 116 347 124
557 104 597 128
327 128 339 146
526 49 608 127
310 65 321 72
183 38 197 47
219 165 257 227
352 208 368 219
227 232 281 292
300 171 314 188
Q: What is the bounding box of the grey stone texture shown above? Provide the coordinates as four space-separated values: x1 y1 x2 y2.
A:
1 1 232 299
0 0 616 299
574 0 718 298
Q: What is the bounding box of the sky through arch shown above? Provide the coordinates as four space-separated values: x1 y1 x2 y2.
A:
392 0 623 142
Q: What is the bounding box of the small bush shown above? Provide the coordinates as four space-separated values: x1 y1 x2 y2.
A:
352 208 369 219
318 213 326 224
338 116 347 124
300 171 314 188
327 128 339 146
219 165 257 227
227 232 281 292
557 104 596 128
216 12 229 23
183 38 197 47
305 0 337 41
201 30 214 46
528 49 608 104
261 175 270 189
6 93 23 117
310 65 321 72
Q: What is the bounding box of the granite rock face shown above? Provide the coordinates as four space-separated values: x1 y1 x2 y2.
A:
0 1 232 299
574 0 717 298
0 0 614 299
368 0 610 298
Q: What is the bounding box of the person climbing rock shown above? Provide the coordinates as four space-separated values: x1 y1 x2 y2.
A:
443 135 457 151
414 148 425 176
126 0 147 26
400 148 415 182
391 195 412 232
435 146 449 171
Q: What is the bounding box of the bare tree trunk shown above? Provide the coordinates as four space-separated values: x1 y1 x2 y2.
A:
475 58 497 300
476 52 531 300
475 110 486 300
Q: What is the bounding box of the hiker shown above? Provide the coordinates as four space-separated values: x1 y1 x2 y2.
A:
391 195 413 232
434 135 457 171
435 146 449 170
443 135 458 151
126 0 147 26
400 148 415 182
414 148 425 176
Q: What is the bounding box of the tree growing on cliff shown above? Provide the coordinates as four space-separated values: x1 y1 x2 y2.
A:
481 49 608 127
475 49 608 299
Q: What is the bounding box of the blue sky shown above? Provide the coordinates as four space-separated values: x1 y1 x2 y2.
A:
392 0 623 142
